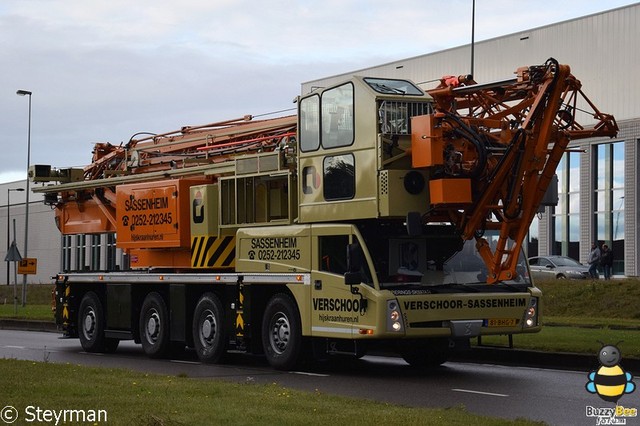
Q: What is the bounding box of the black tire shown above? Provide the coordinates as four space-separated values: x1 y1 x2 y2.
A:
78 291 119 353
400 338 449 369
262 293 302 370
192 292 228 363
139 292 170 358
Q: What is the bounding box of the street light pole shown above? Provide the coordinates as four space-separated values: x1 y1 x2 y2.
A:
17 89 32 306
5 187 25 286
470 0 476 77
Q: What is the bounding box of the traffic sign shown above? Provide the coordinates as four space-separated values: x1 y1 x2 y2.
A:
17 258 37 275
4 241 22 262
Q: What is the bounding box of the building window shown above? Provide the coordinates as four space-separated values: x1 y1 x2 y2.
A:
527 216 538 257
552 151 580 260
552 155 565 256
567 152 580 261
595 142 625 275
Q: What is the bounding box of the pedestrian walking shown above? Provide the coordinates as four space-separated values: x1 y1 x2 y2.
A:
588 242 601 279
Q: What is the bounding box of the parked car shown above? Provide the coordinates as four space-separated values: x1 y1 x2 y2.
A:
528 255 591 280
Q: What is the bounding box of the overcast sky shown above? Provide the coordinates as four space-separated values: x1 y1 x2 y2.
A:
1 0 636 184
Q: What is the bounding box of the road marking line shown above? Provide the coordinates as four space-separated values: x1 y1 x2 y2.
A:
290 371 330 377
170 360 200 365
452 388 508 397
5 345 26 349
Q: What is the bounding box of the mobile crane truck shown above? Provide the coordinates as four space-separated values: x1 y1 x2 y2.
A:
32 58 617 369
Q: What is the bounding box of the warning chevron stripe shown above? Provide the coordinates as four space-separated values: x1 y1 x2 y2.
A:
191 236 236 269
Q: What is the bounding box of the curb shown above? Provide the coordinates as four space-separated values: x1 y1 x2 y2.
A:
451 346 640 375
0 319 58 333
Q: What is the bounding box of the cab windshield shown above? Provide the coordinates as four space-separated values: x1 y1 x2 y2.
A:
357 222 531 293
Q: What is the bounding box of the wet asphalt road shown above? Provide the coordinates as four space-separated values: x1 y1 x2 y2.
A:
0 330 634 426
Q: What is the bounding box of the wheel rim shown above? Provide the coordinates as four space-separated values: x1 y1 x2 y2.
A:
199 309 217 347
269 311 290 354
82 307 97 340
145 309 161 344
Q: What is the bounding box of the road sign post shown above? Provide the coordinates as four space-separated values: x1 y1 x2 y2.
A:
4 224 23 314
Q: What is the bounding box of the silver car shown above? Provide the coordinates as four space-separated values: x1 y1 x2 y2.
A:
528 255 591 280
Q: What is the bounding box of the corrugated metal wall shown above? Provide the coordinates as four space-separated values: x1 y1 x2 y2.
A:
302 4 639 121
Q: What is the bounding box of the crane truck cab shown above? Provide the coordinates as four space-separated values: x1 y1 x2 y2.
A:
227 75 540 367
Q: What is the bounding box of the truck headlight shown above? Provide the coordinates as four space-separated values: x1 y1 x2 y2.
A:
523 297 538 328
387 300 404 332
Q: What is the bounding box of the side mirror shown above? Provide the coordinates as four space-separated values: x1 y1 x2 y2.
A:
546 264 554 269
344 242 370 313
406 211 423 237
344 243 363 285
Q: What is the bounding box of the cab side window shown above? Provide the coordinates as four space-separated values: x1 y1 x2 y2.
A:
319 235 349 274
299 82 354 152
300 95 320 152
321 83 354 149
323 154 355 200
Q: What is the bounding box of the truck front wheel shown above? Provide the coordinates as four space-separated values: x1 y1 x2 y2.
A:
78 291 119 353
139 292 170 358
262 293 302 370
192 293 228 363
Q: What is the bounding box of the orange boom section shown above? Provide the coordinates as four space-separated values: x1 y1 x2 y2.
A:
48 115 297 269
411 58 618 283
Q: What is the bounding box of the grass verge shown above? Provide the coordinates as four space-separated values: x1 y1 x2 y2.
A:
0 304 53 320
477 324 640 359
0 284 53 320
535 278 640 320
0 359 541 426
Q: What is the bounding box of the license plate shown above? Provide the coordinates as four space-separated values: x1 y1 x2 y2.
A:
487 318 518 327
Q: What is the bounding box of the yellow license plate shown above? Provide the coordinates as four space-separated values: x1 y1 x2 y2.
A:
487 318 518 327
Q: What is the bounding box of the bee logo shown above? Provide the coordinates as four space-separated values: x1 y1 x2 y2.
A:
586 342 636 403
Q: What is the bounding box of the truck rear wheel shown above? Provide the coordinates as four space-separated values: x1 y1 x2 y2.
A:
262 293 302 370
139 292 170 358
78 291 119 353
192 292 228 363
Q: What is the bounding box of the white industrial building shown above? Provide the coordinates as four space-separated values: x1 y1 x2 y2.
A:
2 3 638 283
